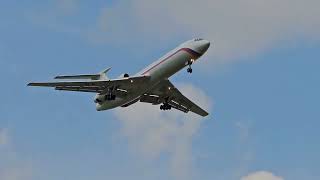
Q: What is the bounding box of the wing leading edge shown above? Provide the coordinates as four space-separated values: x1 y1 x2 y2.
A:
141 80 209 117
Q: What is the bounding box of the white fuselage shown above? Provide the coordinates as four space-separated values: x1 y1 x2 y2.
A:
95 39 210 111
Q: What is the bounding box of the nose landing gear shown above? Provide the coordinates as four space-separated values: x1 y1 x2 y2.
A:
187 59 194 73
187 67 193 73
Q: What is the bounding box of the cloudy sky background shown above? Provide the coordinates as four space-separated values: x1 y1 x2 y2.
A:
0 0 319 180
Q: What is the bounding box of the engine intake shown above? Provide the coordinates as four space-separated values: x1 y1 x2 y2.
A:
94 94 105 104
94 98 103 104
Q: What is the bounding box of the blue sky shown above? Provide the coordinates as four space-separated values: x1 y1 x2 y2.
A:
0 1 319 180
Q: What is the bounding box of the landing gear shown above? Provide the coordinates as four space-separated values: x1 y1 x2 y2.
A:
105 94 116 101
105 86 116 101
187 67 193 73
187 59 193 73
160 103 172 110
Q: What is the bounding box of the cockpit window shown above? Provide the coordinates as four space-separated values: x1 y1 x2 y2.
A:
194 38 203 41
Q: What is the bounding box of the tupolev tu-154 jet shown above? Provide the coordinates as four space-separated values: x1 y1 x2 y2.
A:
28 39 210 117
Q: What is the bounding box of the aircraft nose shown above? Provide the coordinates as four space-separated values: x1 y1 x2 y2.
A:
196 40 210 55
202 40 210 52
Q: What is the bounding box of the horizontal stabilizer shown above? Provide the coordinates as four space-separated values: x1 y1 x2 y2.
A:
54 67 112 80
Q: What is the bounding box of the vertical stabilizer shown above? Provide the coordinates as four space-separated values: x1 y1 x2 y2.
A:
99 67 111 80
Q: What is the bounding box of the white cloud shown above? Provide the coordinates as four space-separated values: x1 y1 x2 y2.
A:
133 0 320 61
113 83 211 180
89 0 320 66
30 0 320 65
241 171 284 180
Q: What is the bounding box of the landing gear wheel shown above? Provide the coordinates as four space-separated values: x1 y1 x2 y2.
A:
160 103 172 111
187 60 193 74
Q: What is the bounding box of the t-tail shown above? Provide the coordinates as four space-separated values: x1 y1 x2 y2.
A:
54 67 111 80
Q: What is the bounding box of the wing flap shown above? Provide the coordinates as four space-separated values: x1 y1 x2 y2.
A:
55 87 101 93
170 89 209 117
168 100 189 113
140 94 161 105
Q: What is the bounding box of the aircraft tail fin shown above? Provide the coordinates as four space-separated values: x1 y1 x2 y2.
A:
98 67 111 80
54 67 111 80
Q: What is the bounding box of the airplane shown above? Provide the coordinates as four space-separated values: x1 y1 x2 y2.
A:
28 38 210 117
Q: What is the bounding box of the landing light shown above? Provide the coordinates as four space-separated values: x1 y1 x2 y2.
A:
168 87 171 90
130 80 134 83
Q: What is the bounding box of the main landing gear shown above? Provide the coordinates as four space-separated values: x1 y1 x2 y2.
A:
160 103 172 110
187 59 194 73
105 86 116 101
105 94 116 101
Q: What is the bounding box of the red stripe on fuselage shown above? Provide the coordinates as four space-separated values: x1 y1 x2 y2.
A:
141 48 201 75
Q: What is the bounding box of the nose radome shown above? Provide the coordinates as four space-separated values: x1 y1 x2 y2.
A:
197 40 210 54
203 40 210 51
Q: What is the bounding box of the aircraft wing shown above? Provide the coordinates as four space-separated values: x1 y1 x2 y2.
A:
28 76 150 94
140 80 209 117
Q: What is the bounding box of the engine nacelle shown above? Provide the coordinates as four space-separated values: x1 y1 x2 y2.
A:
118 73 130 78
94 94 105 104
